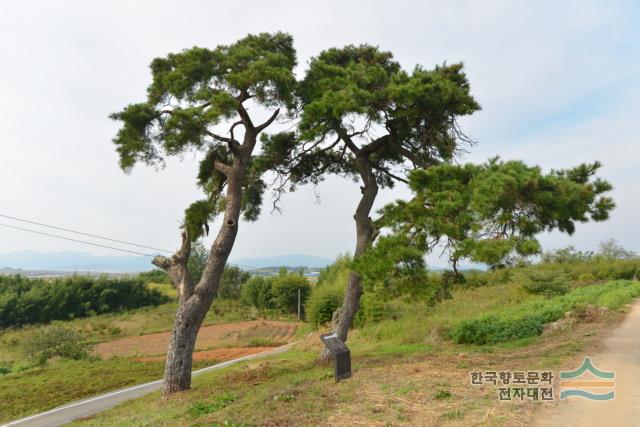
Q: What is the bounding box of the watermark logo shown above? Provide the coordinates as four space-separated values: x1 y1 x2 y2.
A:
559 357 615 401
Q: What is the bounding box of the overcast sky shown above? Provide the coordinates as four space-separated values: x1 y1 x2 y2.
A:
0 0 638 266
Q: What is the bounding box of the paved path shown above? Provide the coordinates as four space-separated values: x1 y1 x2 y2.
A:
534 301 640 426
2 343 297 427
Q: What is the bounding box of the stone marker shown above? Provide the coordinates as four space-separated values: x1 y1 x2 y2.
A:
320 333 352 381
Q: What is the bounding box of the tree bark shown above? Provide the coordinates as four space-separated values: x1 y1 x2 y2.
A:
158 131 253 395
321 154 378 360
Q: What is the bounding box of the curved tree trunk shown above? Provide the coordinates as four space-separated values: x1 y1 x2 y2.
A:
162 293 211 393
158 160 246 396
321 155 378 360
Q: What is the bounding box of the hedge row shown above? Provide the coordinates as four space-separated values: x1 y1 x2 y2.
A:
0 275 169 328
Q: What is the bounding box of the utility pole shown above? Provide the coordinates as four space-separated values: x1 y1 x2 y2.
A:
297 288 301 320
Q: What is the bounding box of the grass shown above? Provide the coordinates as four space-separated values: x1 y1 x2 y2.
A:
69 279 638 426
451 280 640 344
0 356 223 423
0 284 295 365
0 285 299 423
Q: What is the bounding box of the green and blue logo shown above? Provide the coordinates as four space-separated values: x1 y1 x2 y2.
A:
559 357 615 401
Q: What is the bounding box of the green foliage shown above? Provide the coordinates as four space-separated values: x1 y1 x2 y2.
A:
110 33 298 241
136 269 170 284
462 257 640 287
351 235 429 298
240 273 310 314
451 280 640 345
22 325 91 365
218 266 251 300
240 276 273 309
189 393 236 417
543 240 636 264
297 47 480 170
519 269 570 298
305 282 345 327
434 389 452 400
188 241 210 283
541 245 594 263
278 46 480 201
317 254 351 286
271 273 311 314
379 158 615 269
0 275 168 328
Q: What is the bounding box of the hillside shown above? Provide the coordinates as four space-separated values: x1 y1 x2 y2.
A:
43 254 636 427
68 279 640 426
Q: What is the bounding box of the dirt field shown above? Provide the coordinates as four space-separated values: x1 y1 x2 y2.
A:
93 320 298 359
136 346 278 363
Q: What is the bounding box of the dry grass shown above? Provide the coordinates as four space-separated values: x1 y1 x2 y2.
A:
71 307 626 426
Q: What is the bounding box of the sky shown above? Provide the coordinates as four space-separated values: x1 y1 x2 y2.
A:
0 0 638 266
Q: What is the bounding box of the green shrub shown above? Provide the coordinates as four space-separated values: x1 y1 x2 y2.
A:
305 282 345 326
136 269 170 284
0 275 169 328
240 276 273 309
0 365 10 375
218 266 251 300
520 269 570 297
270 274 310 315
434 389 452 400
451 280 640 345
22 325 91 365
354 293 386 326
578 273 597 284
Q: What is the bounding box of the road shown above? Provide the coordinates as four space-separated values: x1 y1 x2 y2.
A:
534 301 640 426
2 343 297 427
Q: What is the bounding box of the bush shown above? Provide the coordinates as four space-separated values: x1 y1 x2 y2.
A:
0 275 169 328
451 280 640 345
23 325 91 365
461 258 640 289
240 276 273 309
270 274 311 315
577 272 597 284
218 266 251 300
305 282 345 326
136 269 170 284
520 269 570 297
240 272 310 315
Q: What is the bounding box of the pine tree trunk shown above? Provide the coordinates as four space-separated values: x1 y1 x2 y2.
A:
161 164 245 396
321 155 378 361
161 295 209 394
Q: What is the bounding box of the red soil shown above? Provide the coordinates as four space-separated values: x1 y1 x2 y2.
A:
93 320 297 359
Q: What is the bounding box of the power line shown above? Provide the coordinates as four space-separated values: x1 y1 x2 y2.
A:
0 213 172 253
0 213 258 270
0 223 157 257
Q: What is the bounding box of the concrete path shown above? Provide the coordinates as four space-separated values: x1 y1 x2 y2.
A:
2 343 297 427
534 301 640 426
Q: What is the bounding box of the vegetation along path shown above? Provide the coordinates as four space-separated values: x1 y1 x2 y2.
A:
3 343 297 427
534 299 640 426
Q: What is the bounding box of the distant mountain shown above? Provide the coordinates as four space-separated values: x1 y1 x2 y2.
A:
0 250 153 273
0 251 333 273
231 254 332 269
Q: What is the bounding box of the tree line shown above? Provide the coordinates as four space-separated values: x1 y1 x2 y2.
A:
0 275 168 328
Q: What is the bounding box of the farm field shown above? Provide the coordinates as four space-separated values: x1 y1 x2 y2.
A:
0 288 300 423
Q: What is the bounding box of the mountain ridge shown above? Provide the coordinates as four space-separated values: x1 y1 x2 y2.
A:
0 250 333 272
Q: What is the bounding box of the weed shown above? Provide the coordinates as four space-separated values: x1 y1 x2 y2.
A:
434 389 452 400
